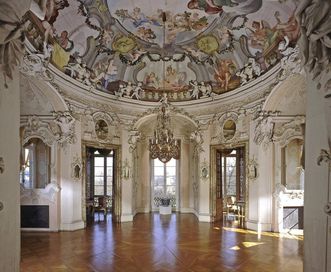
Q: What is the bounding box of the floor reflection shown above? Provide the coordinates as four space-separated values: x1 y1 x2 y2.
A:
21 213 303 272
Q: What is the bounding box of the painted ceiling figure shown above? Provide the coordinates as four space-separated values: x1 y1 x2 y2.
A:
187 0 225 14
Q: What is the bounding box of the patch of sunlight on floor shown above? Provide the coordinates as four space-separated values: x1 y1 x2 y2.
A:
230 246 241 250
242 241 265 248
223 227 304 241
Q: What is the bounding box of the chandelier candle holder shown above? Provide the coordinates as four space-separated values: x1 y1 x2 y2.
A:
149 100 180 163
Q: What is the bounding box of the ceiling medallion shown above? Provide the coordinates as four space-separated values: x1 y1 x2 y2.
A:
149 99 180 163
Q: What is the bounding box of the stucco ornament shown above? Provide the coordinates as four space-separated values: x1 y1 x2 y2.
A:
254 115 274 148
277 36 301 80
295 0 331 79
317 149 331 166
19 45 53 81
0 157 4 174
53 111 76 145
247 157 258 181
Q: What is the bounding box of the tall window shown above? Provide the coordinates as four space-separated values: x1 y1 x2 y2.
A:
152 158 177 208
222 150 237 197
91 150 113 197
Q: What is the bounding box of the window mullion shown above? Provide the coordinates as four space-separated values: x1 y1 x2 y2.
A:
104 156 107 196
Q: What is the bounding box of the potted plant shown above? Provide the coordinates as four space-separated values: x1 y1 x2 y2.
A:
159 193 172 215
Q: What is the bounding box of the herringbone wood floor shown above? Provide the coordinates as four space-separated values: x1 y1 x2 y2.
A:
21 213 303 272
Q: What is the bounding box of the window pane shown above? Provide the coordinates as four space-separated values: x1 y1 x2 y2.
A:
154 159 164 167
166 167 176 176
107 167 113 176
166 186 176 195
107 157 113 166
107 176 113 183
167 158 176 167
154 176 164 186
166 176 176 185
154 166 164 176
94 177 104 186
94 185 104 195
94 157 104 167
95 166 104 176
107 185 112 196
154 186 164 195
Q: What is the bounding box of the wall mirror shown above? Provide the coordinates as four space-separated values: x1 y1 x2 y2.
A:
21 138 51 189
281 138 304 190
223 119 236 140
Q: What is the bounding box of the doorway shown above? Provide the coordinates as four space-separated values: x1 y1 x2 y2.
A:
85 147 116 223
214 146 246 227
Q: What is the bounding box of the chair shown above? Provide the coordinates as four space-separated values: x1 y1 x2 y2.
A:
93 196 107 221
226 196 238 217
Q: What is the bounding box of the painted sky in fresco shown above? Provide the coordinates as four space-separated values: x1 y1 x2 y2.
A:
107 0 219 46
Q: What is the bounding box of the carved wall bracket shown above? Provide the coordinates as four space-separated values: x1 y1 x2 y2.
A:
0 157 4 174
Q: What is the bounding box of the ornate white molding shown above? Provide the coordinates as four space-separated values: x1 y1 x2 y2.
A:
253 115 274 148
200 158 209 182
273 116 305 147
190 129 204 154
247 157 258 182
19 47 53 81
52 111 76 145
23 116 58 146
20 182 61 203
277 37 302 81
128 130 141 153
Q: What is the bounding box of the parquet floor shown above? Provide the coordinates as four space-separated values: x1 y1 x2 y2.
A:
21 213 303 272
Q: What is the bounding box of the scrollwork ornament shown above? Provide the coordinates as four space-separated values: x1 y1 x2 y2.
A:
200 158 209 181
317 149 331 166
0 157 4 174
247 157 258 181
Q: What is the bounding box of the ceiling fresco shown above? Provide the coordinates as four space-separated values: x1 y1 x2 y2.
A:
24 0 300 102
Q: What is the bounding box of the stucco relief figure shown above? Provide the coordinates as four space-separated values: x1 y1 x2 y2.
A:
131 82 143 100
278 36 301 76
187 0 262 15
95 120 109 140
54 112 75 137
254 116 274 146
295 0 331 78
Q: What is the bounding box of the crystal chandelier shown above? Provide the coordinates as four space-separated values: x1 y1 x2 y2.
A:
149 100 180 163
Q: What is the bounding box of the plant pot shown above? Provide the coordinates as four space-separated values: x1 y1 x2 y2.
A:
159 205 172 215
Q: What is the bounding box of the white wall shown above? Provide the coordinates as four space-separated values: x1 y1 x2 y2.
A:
0 71 20 271
304 75 329 272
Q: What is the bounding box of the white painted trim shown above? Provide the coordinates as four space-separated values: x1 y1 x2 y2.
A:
136 208 150 213
121 214 133 222
198 213 212 222
247 220 272 232
21 228 59 232
60 221 85 231
180 208 195 213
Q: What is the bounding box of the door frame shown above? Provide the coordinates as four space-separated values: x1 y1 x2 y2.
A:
210 142 249 222
82 141 122 223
